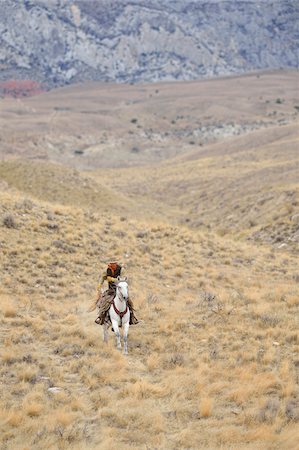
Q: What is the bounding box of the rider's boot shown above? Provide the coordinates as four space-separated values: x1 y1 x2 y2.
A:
127 298 139 325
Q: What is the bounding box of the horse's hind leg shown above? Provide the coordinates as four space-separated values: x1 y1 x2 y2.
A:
123 322 129 355
103 323 108 343
111 319 121 349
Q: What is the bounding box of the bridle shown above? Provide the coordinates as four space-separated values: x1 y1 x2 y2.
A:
117 284 127 302
113 283 128 318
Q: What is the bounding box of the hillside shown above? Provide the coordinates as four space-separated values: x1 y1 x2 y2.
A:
96 122 299 252
0 0 298 88
3 71 296 251
0 70 298 169
0 71 299 449
0 159 183 225
1 179 299 449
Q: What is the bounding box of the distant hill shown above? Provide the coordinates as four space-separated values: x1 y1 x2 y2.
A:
0 70 298 170
0 0 298 90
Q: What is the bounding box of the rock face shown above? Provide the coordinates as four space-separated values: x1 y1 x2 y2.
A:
0 0 298 88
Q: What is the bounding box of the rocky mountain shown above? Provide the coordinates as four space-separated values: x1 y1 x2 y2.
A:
0 0 298 89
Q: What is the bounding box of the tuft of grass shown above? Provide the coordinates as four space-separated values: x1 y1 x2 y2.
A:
52 410 76 428
24 402 43 417
4 410 23 427
3 305 17 318
199 397 213 418
18 366 38 383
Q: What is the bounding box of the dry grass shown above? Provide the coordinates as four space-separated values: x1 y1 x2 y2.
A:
0 186 297 449
0 70 298 170
0 72 298 449
95 122 299 252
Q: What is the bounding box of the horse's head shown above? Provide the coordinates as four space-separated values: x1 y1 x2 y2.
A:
116 277 129 302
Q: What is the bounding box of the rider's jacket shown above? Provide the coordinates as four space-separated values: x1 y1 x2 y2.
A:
97 264 122 292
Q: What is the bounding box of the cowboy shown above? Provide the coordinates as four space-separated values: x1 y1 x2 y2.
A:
94 261 138 325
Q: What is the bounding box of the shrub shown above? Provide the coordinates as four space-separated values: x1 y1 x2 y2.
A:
131 146 140 153
3 214 17 228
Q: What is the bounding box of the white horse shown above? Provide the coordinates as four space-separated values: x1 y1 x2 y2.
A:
103 277 130 355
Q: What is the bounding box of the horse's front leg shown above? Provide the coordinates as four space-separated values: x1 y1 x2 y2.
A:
103 323 108 343
123 321 129 355
111 319 121 349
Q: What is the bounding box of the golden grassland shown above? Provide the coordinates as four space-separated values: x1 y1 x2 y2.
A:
0 160 131 214
0 71 298 449
0 180 298 449
0 159 182 224
95 122 299 252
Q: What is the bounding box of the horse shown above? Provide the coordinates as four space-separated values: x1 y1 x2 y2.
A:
103 277 130 355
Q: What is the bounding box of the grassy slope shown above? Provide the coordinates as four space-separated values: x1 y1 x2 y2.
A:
0 159 182 223
0 70 298 169
96 123 299 251
0 176 298 449
0 160 123 211
0 71 298 449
